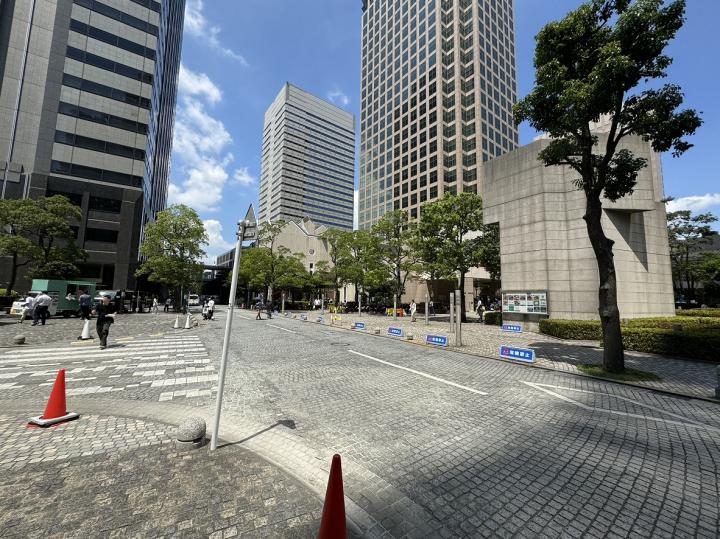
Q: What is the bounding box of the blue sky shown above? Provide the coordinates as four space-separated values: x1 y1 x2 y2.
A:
170 0 720 261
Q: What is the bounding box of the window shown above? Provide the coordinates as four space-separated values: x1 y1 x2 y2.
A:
47 189 82 206
89 196 122 214
85 227 119 243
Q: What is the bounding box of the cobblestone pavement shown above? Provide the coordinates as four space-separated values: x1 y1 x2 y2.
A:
199 308 720 538
295 311 719 400
0 412 321 538
0 311 195 347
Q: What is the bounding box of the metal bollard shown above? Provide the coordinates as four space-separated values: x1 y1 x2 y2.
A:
455 289 462 347
449 293 455 333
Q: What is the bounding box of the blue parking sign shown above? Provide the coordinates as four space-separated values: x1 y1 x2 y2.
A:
501 324 523 333
353 322 366 330
499 346 535 363
426 335 448 347
388 327 404 337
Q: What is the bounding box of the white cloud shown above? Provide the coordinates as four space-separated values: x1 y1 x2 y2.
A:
666 194 720 213
353 189 359 230
233 167 257 187
203 218 234 259
185 0 248 65
179 65 222 104
327 87 350 107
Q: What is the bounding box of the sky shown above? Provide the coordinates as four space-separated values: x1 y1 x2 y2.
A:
170 0 720 262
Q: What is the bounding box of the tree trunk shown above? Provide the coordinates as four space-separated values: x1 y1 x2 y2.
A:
459 271 467 323
7 253 18 296
584 195 624 372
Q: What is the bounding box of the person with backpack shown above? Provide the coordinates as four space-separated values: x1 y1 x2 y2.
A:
79 290 92 320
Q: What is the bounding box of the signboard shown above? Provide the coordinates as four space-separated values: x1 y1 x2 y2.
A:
300 314 308 321
353 322 366 330
388 327 404 337
501 324 523 333
241 205 257 241
502 291 548 315
499 346 535 363
426 335 448 347
316 316 324 323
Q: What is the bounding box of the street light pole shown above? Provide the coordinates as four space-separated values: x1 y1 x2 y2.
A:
211 219 246 451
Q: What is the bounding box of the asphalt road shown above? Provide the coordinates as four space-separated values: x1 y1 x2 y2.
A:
204 309 720 538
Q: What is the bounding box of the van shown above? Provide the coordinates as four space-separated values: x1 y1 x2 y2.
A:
188 294 200 307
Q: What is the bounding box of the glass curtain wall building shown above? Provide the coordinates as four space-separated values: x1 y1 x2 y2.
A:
358 0 518 229
258 83 355 231
0 0 185 289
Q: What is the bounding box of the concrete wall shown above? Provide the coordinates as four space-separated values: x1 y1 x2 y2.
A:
481 135 675 321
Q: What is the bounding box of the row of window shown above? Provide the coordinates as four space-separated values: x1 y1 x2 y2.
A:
74 0 158 37
47 188 123 214
130 0 160 13
66 46 153 85
69 19 156 60
50 160 143 188
58 101 148 135
55 130 146 161
63 74 151 109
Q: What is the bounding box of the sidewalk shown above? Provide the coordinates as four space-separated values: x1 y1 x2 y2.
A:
0 409 322 538
285 311 719 401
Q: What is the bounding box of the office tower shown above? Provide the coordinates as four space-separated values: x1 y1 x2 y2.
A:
358 0 518 229
258 83 355 231
0 0 185 289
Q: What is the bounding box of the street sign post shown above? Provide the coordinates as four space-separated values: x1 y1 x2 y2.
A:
211 205 256 451
499 346 535 363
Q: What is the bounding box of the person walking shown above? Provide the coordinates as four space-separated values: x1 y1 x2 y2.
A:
33 291 52 326
93 294 116 349
266 301 273 320
410 299 417 322
207 297 215 320
255 299 263 320
152 296 159 314
164 297 171 313
19 293 35 324
78 289 92 320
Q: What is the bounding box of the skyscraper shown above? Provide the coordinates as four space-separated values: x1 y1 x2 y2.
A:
358 0 518 229
258 83 355 231
0 0 184 289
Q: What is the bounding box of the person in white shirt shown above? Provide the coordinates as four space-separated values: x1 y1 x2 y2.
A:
33 291 52 326
20 294 35 323
207 298 215 320
410 299 417 322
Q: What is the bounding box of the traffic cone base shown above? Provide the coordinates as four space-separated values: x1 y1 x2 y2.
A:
28 411 79 428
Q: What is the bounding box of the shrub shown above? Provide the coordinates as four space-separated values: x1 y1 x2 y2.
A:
677 308 720 318
0 289 20 298
539 319 602 340
621 328 720 363
483 311 502 325
627 316 720 330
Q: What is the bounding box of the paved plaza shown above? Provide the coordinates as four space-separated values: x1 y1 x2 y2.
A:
0 306 718 537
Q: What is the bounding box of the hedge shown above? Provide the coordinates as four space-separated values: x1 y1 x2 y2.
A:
621 328 720 362
677 308 720 318
483 311 502 325
627 316 720 330
539 319 602 340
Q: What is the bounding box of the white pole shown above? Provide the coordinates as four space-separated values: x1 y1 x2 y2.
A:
425 292 429 325
358 287 362 317
455 289 462 346
393 295 397 319
281 292 285 313
211 220 245 451
449 292 454 333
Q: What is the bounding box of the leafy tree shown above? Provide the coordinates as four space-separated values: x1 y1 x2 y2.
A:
666 210 718 301
697 252 720 304
237 244 308 305
257 220 287 300
320 228 348 303
337 230 385 311
416 193 494 322
515 0 702 372
372 210 419 311
309 260 333 299
136 204 207 310
0 199 40 295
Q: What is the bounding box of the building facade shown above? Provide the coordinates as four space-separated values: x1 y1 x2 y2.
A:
0 0 184 290
358 0 518 228
258 83 355 231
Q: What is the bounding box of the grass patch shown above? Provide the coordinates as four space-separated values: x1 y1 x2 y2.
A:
577 364 662 382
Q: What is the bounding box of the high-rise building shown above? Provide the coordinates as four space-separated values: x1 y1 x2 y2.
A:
0 0 185 289
358 0 518 229
258 83 355 231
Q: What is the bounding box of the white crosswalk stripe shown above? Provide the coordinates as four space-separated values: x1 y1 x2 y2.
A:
0 336 216 402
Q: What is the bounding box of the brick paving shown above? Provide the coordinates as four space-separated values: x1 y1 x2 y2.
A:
0 412 321 538
296 310 719 400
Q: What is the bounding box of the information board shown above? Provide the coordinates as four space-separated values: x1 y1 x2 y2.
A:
501 292 548 315
388 327 404 337
426 335 449 347
499 346 535 363
353 322 366 330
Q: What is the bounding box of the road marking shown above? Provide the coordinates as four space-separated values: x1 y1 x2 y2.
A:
348 350 488 396
266 323 296 334
522 382 720 433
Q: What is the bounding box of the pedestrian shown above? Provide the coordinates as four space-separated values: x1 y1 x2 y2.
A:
410 299 417 322
19 293 35 324
266 301 273 319
207 297 215 320
93 294 116 349
152 296 159 314
429 300 435 316
164 297 171 312
255 300 263 320
33 291 52 326
78 289 92 320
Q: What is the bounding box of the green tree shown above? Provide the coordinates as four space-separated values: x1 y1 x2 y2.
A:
697 252 720 304
320 228 348 303
514 0 702 372
416 193 494 322
136 204 208 310
257 220 287 300
372 210 419 312
237 244 308 305
336 230 385 312
666 210 718 301
0 199 40 295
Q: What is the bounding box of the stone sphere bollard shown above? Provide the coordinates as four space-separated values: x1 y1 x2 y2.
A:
406 334 414 341
175 416 207 449
374 327 381 334
13 335 26 345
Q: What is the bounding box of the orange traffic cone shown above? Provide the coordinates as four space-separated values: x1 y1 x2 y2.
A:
28 369 79 427
318 454 348 539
